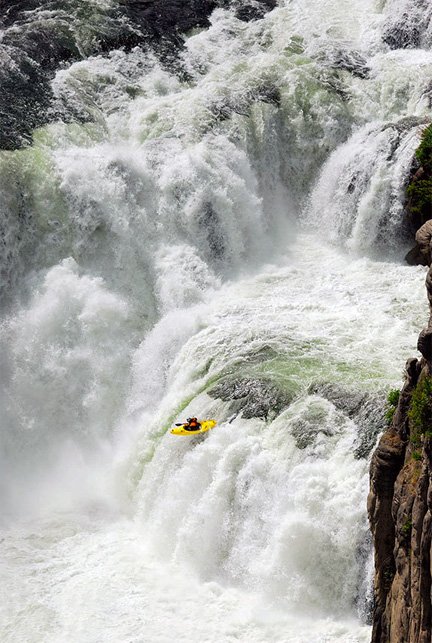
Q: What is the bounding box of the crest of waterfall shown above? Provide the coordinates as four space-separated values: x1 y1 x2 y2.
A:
308 121 422 253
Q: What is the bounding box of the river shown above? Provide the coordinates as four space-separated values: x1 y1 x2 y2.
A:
1 1 431 641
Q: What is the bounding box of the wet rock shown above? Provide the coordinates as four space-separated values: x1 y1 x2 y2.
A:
383 22 421 50
354 398 389 459
308 382 387 458
405 244 428 266
309 382 369 415
418 326 432 362
199 203 226 261
328 48 370 79
120 0 218 48
0 1 134 148
415 220 432 266
209 377 293 420
228 0 277 22
290 404 335 450
381 1 431 51
208 85 280 123
382 116 431 136
124 0 276 37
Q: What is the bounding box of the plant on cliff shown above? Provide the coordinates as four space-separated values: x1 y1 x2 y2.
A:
415 124 432 170
401 518 412 537
385 388 400 425
407 124 432 226
407 179 432 221
408 375 432 444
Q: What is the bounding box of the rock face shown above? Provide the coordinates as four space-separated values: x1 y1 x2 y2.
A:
209 377 293 420
414 220 432 267
308 382 386 459
368 269 432 641
370 121 432 641
382 0 432 51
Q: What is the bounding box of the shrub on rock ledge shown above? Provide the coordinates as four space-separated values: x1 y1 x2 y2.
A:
406 123 432 230
407 374 432 445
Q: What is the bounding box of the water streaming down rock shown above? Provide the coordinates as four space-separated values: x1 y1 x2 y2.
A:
0 0 278 149
0 1 431 641
308 121 422 253
382 0 432 50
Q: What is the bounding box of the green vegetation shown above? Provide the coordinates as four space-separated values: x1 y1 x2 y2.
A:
407 179 432 220
408 375 432 445
385 388 400 425
407 124 432 225
412 450 422 461
415 124 432 170
401 518 413 537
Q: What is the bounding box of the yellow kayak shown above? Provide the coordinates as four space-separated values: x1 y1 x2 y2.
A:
170 419 217 436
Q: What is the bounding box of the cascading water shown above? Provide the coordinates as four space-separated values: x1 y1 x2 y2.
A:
1 1 431 641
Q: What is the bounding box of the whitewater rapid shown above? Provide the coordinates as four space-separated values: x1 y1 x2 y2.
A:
1 0 432 641
2 237 427 643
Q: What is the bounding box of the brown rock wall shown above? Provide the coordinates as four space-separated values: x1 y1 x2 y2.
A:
369 265 432 641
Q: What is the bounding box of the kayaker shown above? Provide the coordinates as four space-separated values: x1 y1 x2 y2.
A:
184 417 201 431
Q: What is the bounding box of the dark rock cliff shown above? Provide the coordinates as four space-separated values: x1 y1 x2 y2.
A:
369 127 432 641
368 355 432 642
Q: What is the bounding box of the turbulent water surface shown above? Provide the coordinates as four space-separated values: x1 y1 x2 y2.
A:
1 1 431 641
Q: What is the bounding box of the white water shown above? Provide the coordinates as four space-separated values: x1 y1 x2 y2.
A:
1 1 431 641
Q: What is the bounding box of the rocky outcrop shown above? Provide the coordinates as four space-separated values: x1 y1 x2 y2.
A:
209 378 387 457
413 220 432 267
370 120 432 638
209 377 293 420
407 219 432 266
326 48 370 79
382 0 432 51
368 267 432 641
308 382 386 458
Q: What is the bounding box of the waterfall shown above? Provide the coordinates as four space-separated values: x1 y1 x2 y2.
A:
1 1 430 641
